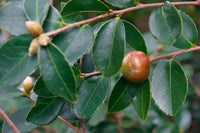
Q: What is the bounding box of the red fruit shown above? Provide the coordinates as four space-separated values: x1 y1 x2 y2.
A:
121 51 150 83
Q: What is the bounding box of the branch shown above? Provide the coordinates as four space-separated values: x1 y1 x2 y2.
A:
80 71 101 79
50 0 54 6
0 108 20 133
1 29 9 42
150 46 200 62
46 1 200 36
115 113 124 133
80 46 200 79
79 119 87 133
57 116 81 133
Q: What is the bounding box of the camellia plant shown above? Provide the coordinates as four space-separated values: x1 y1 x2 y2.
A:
0 0 200 132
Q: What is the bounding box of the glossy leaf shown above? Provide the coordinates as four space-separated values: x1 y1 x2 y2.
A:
43 6 63 32
61 0 109 22
60 107 78 124
108 77 140 113
0 1 28 35
92 18 125 77
132 79 151 121
151 59 188 115
82 54 95 73
105 0 134 8
38 43 77 102
33 76 55 98
88 105 107 126
74 75 110 118
26 97 65 125
24 0 51 25
53 25 93 64
173 11 198 49
0 86 23 100
149 1 182 45
143 32 158 55
123 20 147 54
0 34 37 86
2 108 37 133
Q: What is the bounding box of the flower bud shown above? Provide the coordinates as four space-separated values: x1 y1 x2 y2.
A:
38 33 51 46
25 21 44 36
23 76 33 94
29 38 40 55
157 44 163 52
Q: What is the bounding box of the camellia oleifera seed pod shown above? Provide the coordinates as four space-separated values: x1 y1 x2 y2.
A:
29 38 40 55
121 51 150 83
23 76 33 94
38 33 50 46
25 21 44 36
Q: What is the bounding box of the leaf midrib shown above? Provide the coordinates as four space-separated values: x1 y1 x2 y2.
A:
161 7 174 43
80 77 104 116
47 46 75 101
109 83 130 112
107 19 118 75
0 53 28 83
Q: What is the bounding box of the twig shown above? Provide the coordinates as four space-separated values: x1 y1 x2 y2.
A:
79 58 83 73
0 108 20 133
79 119 87 133
50 0 54 6
116 113 124 133
80 71 101 79
79 46 200 78
57 116 81 133
1 29 9 42
46 1 200 36
150 46 200 62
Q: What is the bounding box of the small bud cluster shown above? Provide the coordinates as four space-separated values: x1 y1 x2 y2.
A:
25 21 51 56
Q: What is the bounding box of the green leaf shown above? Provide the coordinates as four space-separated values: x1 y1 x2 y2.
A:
173 11 198 49
74 75 110 118
0 1 28 35
0 86 23 100
43 6 63 32
105 0 134 8
38 43 77 102
0 97 32 113
24 0 51 25
33 76 55 98
0 34 37 86
132 79 151 121
123 20 147 54
151 59 188 115
53 25 93 64
88 105 107 126
108 77 140 113
92 18 125 77
60 107 78 124
174 108 192 131
61 0 109 22
143 32 158 55
26 97 65 125
149 1 182 45
2 108 37 133
82 54 95 73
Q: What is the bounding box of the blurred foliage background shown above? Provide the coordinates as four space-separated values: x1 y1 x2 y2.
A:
1 0 200 133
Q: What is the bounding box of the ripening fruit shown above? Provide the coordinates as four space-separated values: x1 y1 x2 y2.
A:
121 51 150 83
29 38 40 55
23 76 33 94
25 21 44 36
38 33 50 46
